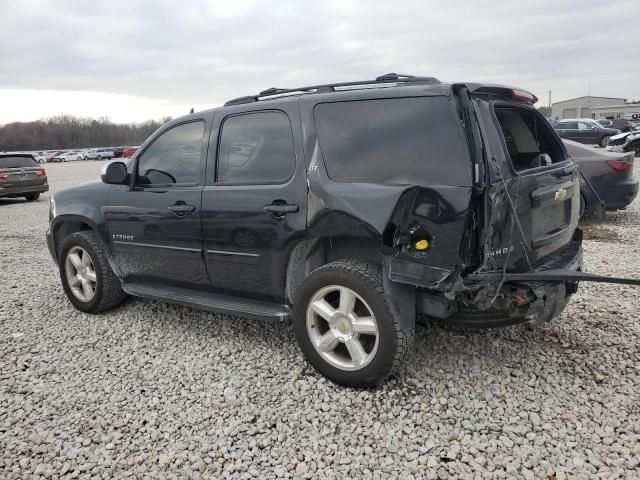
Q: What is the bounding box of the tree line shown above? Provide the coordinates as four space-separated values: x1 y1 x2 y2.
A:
0 115 172 152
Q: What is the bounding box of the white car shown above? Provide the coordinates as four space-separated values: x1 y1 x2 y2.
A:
86 148 114 160
52 151 83 162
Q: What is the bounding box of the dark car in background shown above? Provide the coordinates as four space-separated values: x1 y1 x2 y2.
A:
553 119 620 147
564 139 638 218
597 118 633 132
0 154 48 201
113 147 125 158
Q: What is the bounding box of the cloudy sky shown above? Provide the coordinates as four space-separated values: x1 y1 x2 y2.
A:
1 0 639 124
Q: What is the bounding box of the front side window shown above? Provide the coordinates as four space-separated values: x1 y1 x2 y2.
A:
136 121 204 185
217 111 295 184
578 121 594 131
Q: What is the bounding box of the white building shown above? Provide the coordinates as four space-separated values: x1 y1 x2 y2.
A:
550 96 639 120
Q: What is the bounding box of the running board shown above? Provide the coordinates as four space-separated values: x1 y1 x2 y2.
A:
468 269 640 286
122 282 290 321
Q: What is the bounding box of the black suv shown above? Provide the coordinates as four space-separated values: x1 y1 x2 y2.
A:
47 74 588 386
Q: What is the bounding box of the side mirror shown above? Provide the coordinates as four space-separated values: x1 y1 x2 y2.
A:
101 161 128 185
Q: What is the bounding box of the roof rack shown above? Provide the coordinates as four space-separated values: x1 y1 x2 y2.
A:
224 73 441 106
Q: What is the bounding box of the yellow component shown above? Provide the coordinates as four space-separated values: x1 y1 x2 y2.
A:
414 239 429 251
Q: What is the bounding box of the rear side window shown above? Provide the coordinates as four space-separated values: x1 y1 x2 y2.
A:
217 111 295 184
136 121 204 185
314 97 472 186
0 156 38 168
557 121 577 129
495 107 566 172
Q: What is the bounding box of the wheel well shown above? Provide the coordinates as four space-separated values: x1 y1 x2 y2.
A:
53 221 91 259
286 236 383 303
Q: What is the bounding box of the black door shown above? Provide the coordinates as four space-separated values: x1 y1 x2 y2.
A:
556 121 578 141
576 121 599 144
201 101 307 302
105 119 211 288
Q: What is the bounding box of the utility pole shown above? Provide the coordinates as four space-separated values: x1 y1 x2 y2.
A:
548 90 551 110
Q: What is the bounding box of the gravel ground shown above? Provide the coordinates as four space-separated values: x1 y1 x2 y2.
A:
1 161 639 479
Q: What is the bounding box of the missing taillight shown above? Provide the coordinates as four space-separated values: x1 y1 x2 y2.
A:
606 159 634 172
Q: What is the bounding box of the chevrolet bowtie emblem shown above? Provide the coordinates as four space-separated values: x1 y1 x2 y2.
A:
554 188 567 201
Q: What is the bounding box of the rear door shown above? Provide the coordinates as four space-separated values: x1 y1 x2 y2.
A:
0 156 46 189
104 118 211 288
476 101 579 272
201 99 307 302
555 121 579 141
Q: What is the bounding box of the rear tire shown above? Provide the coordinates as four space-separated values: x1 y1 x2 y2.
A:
59 231 127 313
292 260 414 387
25 193 40 201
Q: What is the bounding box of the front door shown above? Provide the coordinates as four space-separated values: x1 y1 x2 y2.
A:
105 118 211 288
201 102 307 302
577 121 598 144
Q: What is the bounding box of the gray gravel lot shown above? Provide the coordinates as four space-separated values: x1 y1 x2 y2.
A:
1 161 639 479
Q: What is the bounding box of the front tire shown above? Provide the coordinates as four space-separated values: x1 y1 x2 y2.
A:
59 231 126 313
25 193 40 201
292 260 414 387
600 136 611 147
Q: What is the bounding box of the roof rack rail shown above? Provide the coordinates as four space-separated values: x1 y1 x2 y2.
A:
224 73 440 106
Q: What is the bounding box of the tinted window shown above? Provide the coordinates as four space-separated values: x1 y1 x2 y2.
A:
136 121 204 185
0 156 38 168
557 121 578 129
314 97 471 186
217 111 295 184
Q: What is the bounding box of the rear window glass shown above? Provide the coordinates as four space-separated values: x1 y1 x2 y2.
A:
0 156 37 168
314 97 472 186
495 107 566 172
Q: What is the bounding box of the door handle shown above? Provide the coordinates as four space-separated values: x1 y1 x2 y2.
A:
263 202 299 217
168 202 196 216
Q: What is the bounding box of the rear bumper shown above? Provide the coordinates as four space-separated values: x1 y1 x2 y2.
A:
419 232 583 328
0 183 49 198
601 178 639 210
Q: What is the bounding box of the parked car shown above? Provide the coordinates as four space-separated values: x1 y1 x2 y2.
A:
122 146 138 158
553 119 620 146
46 151 63 162
0 154 48 201
85 148 115 160
564 140 638 218
596 118 633 132
51 151 83 162
112 147 126 158
46 74 638 386
606 129 640 157
33 152 48 164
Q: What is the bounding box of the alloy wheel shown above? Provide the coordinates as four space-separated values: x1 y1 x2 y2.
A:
306 285 379 371
64 246 97 302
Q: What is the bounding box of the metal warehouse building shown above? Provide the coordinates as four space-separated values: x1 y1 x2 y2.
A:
551 96 640 120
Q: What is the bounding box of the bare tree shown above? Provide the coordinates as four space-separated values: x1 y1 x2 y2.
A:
0 115 171 151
